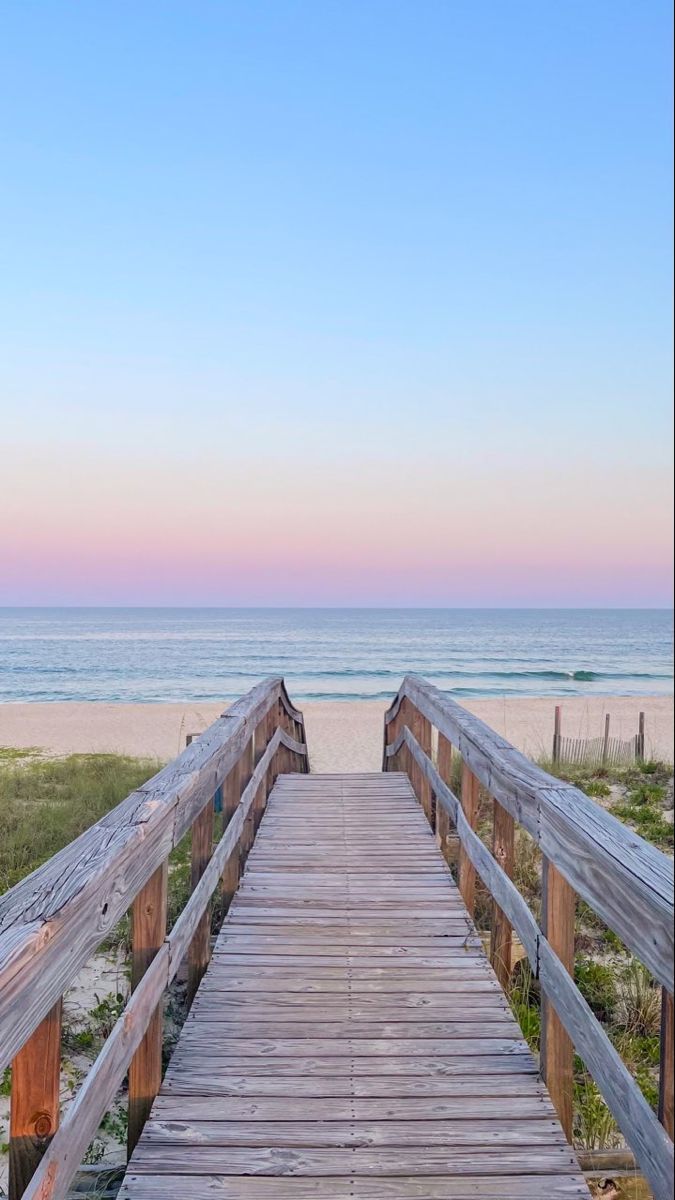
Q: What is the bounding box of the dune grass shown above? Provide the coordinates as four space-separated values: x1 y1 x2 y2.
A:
0 751 161 894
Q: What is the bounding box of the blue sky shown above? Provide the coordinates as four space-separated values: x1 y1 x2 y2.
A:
0 1 672 605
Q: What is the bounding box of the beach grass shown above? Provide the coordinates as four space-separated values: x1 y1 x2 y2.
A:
0 751 161 894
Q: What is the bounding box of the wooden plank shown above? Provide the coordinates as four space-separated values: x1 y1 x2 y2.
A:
128 863 168 1156
119 1178 590 1199
9 1000 62 1200
541 860 575 1142
157 1073 547 1105
114 768 592 1200
141 1117 568 1147
129 1144 579 1176
220 766 241 912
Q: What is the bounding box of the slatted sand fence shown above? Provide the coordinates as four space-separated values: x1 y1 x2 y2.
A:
116 769 590 1199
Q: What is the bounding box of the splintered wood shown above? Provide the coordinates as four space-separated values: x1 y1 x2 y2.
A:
120 771 590 1199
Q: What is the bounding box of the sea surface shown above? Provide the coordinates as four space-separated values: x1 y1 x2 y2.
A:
0 609 672 703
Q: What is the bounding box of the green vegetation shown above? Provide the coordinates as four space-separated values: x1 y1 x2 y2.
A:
542 756 673 851
0 752 161 892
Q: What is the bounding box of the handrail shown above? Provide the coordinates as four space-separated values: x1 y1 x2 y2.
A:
383 675 674 1200
0 678 308 1200
385 675 673 990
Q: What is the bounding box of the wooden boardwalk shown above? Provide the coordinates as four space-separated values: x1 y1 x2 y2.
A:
121 771 590 1199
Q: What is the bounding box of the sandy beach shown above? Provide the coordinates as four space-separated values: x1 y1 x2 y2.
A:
0 694 672 771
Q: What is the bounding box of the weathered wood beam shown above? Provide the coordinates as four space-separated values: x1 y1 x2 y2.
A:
436 733 452 865
0 678 300 1070
127 863 168 1156
458 763 480 916
541 860 575 1142
386 675 673 991
9 1001 62 1200
490 799 515 989
392 725 674 1200
20 729 287 1200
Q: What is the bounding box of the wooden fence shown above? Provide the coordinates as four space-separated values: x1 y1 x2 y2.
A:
0 678 308 1200
553 706 646 767
383 675 674 1200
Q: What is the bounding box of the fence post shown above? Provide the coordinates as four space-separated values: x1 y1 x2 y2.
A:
9 1001 63 1200
602 713 611 767
638 712 646 761
553 706 562 763
659 988 674 1139
458 764 480 916
541 859 576 1141
128 861 168 1155
490 799 515 988
436 733 452 865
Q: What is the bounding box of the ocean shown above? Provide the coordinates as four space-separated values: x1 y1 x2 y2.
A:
0 608 672 703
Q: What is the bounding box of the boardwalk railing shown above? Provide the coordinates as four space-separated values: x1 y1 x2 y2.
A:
383 674 674 1200
0 678 308 1200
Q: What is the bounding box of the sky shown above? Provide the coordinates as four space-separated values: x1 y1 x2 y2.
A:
0 1 673 607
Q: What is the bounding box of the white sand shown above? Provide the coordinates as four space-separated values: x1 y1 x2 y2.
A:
0 695 672 770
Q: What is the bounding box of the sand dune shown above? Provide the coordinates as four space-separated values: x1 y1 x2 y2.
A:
0 694 672 771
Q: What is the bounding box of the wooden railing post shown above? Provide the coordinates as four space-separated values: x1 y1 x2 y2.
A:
410 708 432 823
383 702 403 772
127 861 168 1156
458 763 480 916
239 735 256 867
490 799 515 988
436 733 452 865
541 859 576 1142
659 988 674 1139
9 1001 62 1200
187 796 215 1004
220 765 241 913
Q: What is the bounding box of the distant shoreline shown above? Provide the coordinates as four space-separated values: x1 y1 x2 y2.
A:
1 694 672 772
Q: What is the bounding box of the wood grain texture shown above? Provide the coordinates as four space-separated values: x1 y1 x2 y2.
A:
660 988 674 1139
0 678 307 1070
395 723 674 1200
541 859 576 1142
387 674 673 991
459 763 480 916
436 732 452 865
119 770 589 1200
187 796 215 1003
16 723 306 1200
9 1000 62 1200
490 798 514 989
127 863 168 1157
